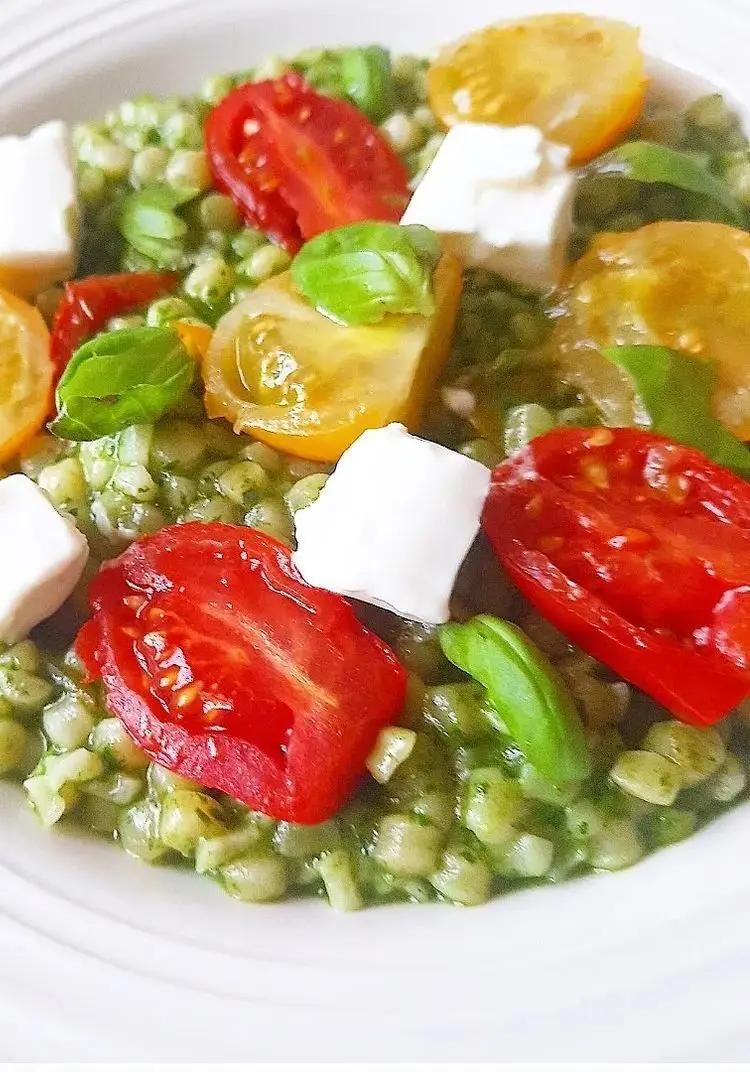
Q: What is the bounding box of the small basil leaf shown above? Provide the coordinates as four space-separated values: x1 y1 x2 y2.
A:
50 326 195 441
340 46 396 123
439 616 590 784
602 344 750 475
588 141 745 225
402 223 442 269
119 185 198 269
291 221 442 326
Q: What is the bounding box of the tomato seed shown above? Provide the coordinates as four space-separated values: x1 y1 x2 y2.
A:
624 527 651 544
665 474 690 504
538 535 564 553
585 428 614 448
580 458 610 489
676 328 704 354
526 494 543 518
174 683 201 709
610 527 652 549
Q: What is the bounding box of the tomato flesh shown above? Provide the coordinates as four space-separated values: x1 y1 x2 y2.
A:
50 271 178 377
552 222 750 439
205 80 302 250
0 287 53 463
205 74 410 252
482 427 750 724
427 14 645 164
77 523 406 823
202 257 462 462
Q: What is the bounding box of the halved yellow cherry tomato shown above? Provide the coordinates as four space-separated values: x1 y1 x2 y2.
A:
551 221 750 439
174 319 213 361
427 13 646 164
202 256 462 461
0 287 53 464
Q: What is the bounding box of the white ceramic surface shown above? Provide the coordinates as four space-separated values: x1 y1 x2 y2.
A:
1 0 750 1061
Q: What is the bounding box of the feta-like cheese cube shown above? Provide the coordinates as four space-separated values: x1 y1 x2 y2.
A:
0 475 89 643
473 172 576 289
0 121 79 298
293 424 491 624
401 122 575 289
408 124 548 234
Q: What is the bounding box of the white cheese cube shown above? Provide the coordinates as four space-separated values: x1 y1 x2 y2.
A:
0 121 79 298
293 424 491 624
0 475 89 643
401 121 575 289
473 173 576 289
407 124 548 234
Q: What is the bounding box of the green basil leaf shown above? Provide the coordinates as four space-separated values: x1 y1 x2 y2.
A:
439 616 590 784
602 344 750 475
50 326 195 441
340 46 396 123
291 221 442 326
588 141 745 225
119 185 198 269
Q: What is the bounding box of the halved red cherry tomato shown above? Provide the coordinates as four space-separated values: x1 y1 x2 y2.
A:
482 427 750 725
50 271 178 376
205 73 410 252
76 523 406 823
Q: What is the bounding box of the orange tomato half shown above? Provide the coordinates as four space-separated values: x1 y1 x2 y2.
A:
202 256 462 462
551 221 750 440
427 13 646 164
174 319 213 361
0 287 53 464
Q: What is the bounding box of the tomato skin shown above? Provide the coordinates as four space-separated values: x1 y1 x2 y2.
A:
0 287 53 463
205 74 410 252
204 80 303 250
482 428 750 724
427 14 645 164
50 272 178 376
552 222 750 440
202 256 462 462
173 319 213 361
77 523 406 823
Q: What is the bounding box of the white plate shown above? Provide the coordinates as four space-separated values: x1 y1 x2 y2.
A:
1 0 750 1061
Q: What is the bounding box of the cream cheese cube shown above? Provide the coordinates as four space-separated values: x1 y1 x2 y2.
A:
293 424 491 624
0 121 79 298
401 122 575 289
0 475 89 643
